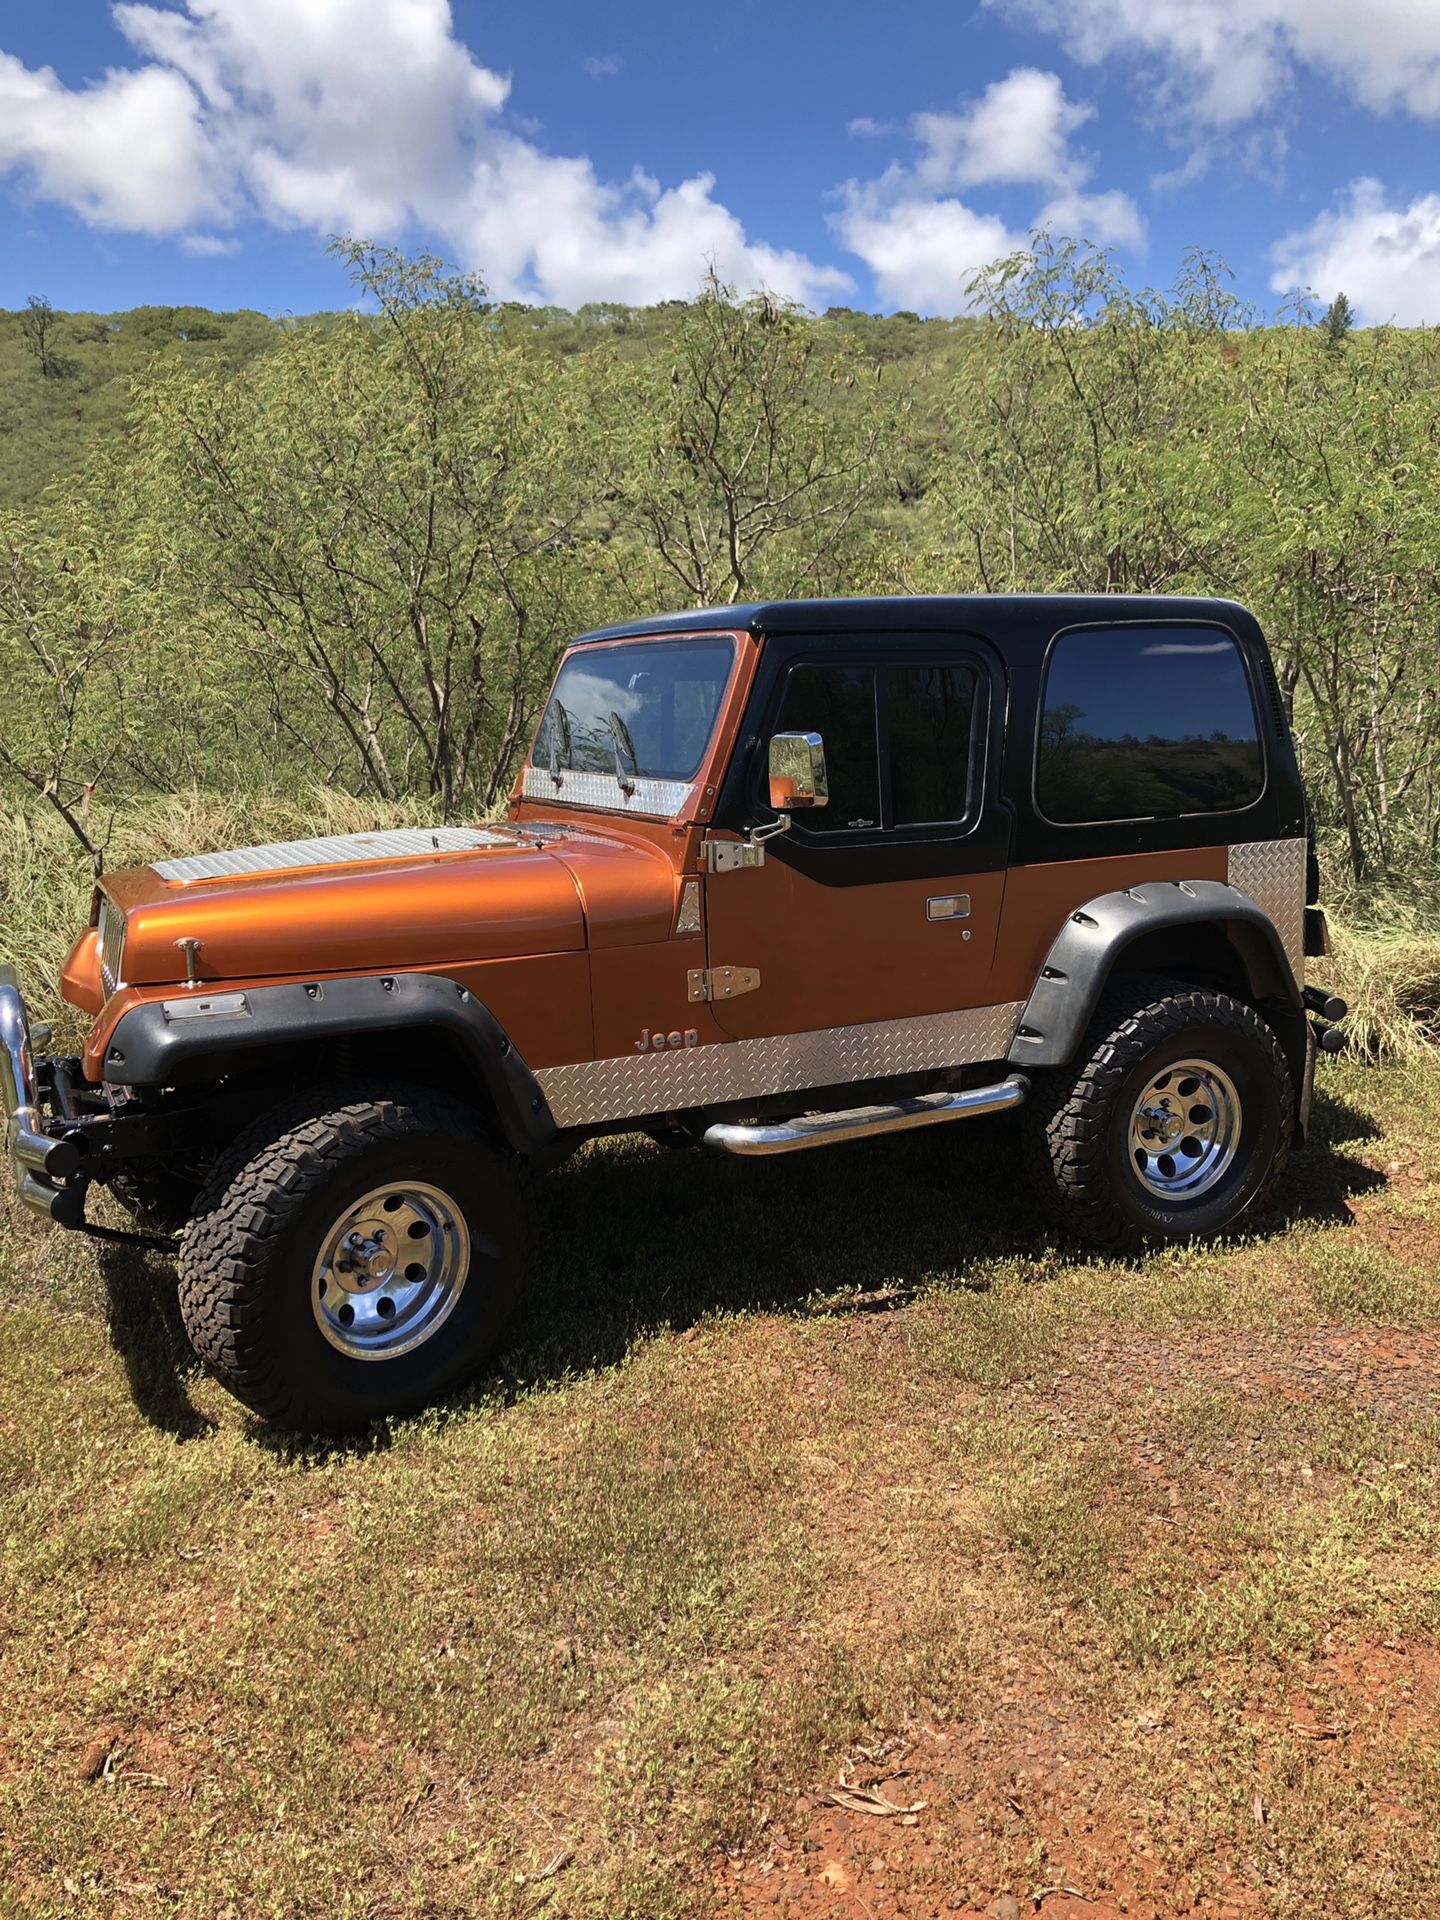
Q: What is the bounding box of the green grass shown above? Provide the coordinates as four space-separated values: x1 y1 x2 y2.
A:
1 792 1439 1914
2 1054 1439 1917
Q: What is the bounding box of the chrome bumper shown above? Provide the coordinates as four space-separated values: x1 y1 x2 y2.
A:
0 966 84 1223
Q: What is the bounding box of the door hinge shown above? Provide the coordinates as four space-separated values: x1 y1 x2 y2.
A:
703 839 765 873
688 965 761 1003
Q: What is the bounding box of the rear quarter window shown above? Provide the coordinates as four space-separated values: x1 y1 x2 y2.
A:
1036 625 1264 825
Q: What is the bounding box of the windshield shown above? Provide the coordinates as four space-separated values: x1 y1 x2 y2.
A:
530 638 736 802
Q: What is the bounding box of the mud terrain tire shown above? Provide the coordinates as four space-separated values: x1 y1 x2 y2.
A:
178 1082 523 1432
1023 976 1293 1255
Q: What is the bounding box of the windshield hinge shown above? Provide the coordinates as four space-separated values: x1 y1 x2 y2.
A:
687 966 761 1004
702 839 765 873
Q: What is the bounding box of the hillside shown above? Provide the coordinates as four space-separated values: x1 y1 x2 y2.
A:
0 297 964 509
0 304 289 506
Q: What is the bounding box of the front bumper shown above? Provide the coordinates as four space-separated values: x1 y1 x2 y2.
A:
0 966 85 1224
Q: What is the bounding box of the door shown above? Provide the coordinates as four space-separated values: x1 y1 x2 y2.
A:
702 644 1011 1043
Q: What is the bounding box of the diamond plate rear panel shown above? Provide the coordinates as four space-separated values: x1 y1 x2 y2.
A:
538 1001 1026 1129
153 827 514 885
520 766 693 815
1228 838 1306 983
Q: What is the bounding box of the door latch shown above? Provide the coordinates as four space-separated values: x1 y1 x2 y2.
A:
688 966 761 1003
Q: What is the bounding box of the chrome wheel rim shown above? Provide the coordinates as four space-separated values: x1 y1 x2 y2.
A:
1127 1058 1242 1202
311 1181 469 1362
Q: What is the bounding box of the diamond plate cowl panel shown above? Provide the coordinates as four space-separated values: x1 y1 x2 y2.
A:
537 1001 1026 1129
520 766 693 816
1228 838 1306 983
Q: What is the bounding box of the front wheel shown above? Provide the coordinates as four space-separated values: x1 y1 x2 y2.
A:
178 1083 524 1432
1023 978 1294 1254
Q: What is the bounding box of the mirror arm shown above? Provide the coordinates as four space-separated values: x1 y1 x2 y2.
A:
746 812 793 849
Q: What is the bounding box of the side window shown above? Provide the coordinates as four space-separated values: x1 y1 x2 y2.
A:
772 657 979 835
774 664 881 832
1037 626 1263 825
887 664 976 825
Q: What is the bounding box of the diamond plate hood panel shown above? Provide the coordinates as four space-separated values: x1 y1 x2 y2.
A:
152 827 516 884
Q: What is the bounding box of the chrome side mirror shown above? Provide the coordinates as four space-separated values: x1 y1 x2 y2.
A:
767 731 828 812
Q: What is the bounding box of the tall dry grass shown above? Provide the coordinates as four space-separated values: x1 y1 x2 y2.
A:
1323 918 1440 1064
1 792 1437 1061
0 790 435 1037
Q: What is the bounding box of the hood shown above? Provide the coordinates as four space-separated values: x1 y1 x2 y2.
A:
103 824 581 988
100 820 682 989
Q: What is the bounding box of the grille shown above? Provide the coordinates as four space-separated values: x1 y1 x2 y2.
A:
97 892 126 997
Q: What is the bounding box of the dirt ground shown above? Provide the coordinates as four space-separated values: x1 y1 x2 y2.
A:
716 1306 1440 1920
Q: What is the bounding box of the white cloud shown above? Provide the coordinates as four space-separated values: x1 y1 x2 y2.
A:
181 232 242 257
583 54 622 79
0 0 849 308
833 68 1142 312
1037 186 1144 250
1270 179 1440 324
0 51 217 231
834 191 1022 311
991 0 1440 129
913 67 1091 191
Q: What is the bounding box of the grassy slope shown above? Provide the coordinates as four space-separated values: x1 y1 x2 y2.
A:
0 301 963 512
0 307 285 508
2 1055 1438 1917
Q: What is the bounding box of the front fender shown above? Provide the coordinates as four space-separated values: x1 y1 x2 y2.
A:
101 972 556 1157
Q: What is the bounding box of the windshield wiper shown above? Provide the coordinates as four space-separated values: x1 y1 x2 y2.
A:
607 710 638 798
547 700 573 788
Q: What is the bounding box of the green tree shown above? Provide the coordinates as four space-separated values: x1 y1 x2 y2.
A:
609 271 900 606
1320 291 1354 348
130 244 616 816
20 296 61 379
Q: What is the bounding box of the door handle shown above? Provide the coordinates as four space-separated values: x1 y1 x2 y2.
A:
926 894 971 921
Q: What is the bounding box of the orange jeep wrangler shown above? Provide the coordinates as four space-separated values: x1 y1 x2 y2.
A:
1 596 1346 1431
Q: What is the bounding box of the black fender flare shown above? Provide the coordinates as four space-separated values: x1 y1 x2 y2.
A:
1007 878 1307 1090
102 972 557 1157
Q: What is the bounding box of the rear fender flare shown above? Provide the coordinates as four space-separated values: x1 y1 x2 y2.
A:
1007 878 1306 1090
102 972 556 1157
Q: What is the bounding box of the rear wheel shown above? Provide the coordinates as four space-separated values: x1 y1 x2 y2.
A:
1023 978 1293 1254
178 1083 524 1432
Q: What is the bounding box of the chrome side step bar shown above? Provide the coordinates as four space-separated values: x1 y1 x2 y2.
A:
702 1073 1029 1158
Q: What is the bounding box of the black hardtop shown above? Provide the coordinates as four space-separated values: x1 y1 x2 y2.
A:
572 593 1262 666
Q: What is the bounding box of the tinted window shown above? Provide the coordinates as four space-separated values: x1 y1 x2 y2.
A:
775 664 881 832
1037 627 1263 824
773 658 978 834
888 664 976 825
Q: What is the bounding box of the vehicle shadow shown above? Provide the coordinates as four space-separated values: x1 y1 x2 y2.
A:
494 1081 1388 1393
100 1084 1387 1450
97 1239 216 1441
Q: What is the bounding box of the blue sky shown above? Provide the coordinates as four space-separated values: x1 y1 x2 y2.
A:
2 0 1440 321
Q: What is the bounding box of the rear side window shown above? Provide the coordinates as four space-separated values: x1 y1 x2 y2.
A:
773 658 978 835
1036 626 1263 825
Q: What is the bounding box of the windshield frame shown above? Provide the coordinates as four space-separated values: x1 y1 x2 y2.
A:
519 631 745 821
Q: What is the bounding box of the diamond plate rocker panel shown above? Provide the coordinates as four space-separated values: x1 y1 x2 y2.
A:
1228 838 1306 984
538 1001 1026 1129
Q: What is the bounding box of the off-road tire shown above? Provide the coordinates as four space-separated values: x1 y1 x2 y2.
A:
178 1082 523 1432
1023 976 1293 1254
